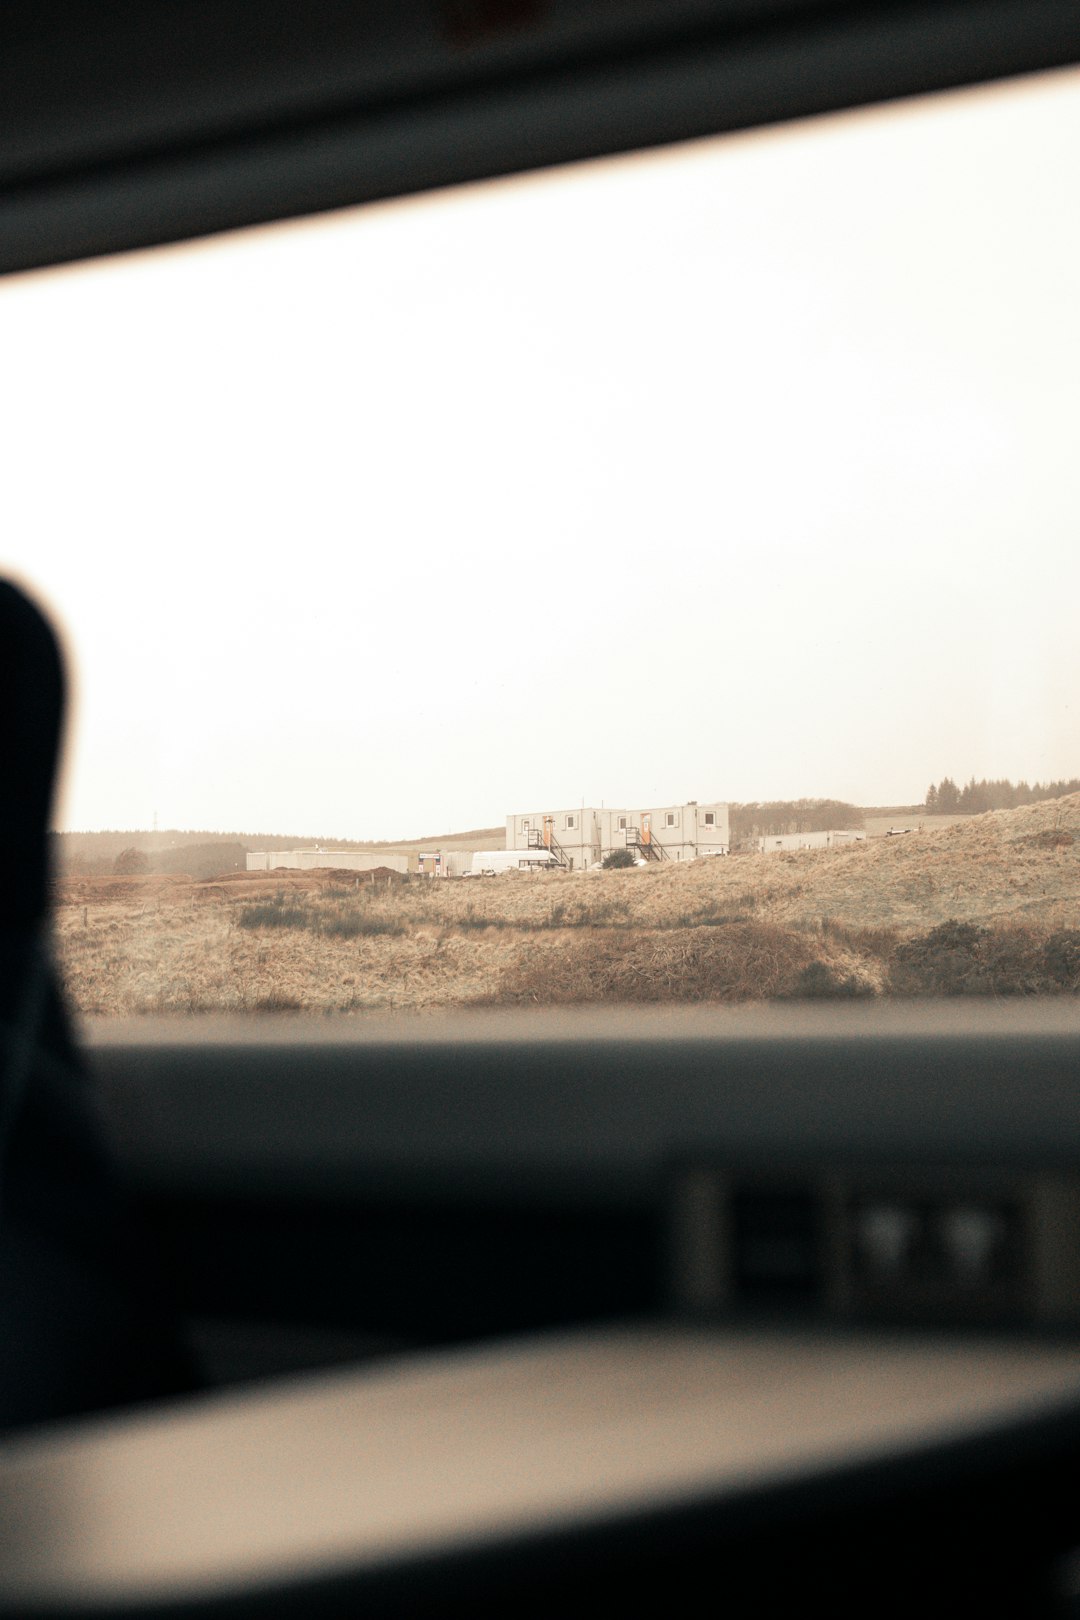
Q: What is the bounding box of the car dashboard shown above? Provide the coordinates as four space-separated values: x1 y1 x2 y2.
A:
5 1005 1080 1614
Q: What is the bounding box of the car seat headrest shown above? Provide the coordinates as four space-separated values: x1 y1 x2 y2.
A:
0 581 64 934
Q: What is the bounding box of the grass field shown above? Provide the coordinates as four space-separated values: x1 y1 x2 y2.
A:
52 795 1080 1016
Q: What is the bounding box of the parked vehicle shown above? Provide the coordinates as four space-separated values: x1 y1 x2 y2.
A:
465 849 557 875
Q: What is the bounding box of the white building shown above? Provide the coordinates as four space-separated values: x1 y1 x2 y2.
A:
505 802 729 870
246 850 410 874
754 830 864 854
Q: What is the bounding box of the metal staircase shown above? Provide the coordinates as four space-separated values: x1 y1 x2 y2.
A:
625 827 667 861
527 828 568 868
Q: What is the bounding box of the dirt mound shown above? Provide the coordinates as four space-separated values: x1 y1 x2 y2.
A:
54 874 192 906
56 864 410 911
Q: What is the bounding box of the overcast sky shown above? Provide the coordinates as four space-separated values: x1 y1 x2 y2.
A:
3 65 1079 840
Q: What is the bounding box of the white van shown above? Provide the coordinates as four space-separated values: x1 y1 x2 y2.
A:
463 849 557 876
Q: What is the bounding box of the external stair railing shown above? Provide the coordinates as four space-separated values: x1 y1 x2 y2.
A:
526 828 568 868
624 827 667 861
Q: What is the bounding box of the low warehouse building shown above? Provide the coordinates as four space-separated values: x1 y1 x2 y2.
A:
755 830 864 853
246 850 410 874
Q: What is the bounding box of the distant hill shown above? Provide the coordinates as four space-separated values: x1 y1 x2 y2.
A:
51 825 507 876
358 828 505 852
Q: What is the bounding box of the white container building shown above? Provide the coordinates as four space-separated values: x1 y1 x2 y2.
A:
504 802 729 870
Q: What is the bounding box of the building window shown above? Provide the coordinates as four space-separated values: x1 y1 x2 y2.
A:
665 811 677 828
704 812 715 826
618 816 627 831
565 814 576 830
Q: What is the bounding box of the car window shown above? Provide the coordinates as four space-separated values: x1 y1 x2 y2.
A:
3 65 1079 1017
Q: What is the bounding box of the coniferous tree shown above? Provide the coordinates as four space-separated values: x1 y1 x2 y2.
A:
937 777 960 813
924 775 1079 814
113 847 149 875
728 799 864 842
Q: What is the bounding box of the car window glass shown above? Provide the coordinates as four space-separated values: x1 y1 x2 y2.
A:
3 66 1079 1016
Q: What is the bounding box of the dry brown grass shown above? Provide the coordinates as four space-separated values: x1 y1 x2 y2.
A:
51 796 1080 1015
472 921 888 1006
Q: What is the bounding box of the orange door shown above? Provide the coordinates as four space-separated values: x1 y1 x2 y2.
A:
543 816 554 848
642 813 651 846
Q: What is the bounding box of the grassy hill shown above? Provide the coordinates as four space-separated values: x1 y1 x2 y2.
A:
52 795 1080 1016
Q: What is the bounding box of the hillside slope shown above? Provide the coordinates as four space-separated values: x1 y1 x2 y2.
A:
52 797 1080 1015
704 793 1080 932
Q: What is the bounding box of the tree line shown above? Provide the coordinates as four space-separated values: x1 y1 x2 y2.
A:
729 799 864 842
925 777 1080 814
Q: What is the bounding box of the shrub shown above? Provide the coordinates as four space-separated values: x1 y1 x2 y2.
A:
113 847 149 876
789 961 872 999
237 894 407 939
673 908 745 929
317 911 405 939
476 921 826 1005
890 919 1054 996
455 915 507 931
237 898 309 931
977 928 1051 995
601 848 637 870
572 898 631 927
1045 930 1080 987
891 919 988 994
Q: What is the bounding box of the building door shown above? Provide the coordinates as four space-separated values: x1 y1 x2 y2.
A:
543 815 554 849
641 813 652 847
